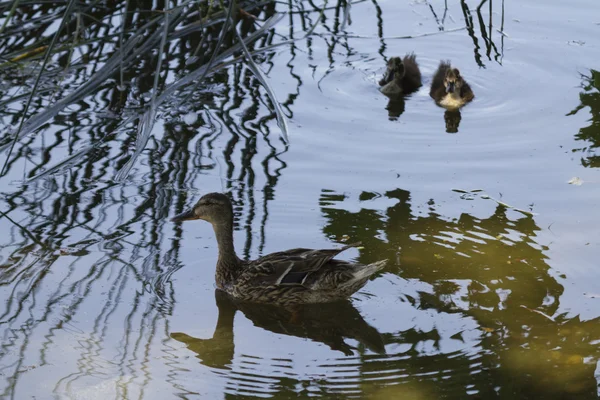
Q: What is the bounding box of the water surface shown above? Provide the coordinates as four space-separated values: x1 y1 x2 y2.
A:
0 0 599 398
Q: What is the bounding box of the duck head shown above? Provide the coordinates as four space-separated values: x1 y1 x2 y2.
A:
379 57 405 87
444 68 464 94
172 192 233 225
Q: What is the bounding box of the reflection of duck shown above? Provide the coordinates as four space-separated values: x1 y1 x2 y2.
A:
171 290 235 369
379 54 422 97
430 61 474 109
444 110 462 133
171 290 385 367
172 193 387 305
385 97 406 121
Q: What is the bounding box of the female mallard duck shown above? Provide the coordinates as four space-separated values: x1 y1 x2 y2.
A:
172 193 387 305
379 53 422 97
430 61 474 109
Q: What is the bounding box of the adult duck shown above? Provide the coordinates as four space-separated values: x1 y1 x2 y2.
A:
172 193 387 305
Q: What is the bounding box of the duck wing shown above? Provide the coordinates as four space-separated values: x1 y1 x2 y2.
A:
243 242 362 286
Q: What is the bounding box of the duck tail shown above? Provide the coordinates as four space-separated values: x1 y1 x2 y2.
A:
351 260 387 281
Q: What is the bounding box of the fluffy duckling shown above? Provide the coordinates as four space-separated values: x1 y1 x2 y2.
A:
379 53 422 97
430 61 474 109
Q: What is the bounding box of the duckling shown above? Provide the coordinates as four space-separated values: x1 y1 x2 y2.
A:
430 61 474 109
172 193 387 305
379 53 422 97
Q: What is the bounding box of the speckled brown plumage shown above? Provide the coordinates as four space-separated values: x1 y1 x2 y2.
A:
172 193 387 305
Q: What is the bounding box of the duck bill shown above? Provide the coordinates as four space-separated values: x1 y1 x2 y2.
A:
445 82 455 93
171 208 197 222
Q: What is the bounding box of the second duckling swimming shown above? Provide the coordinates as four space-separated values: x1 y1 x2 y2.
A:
430 61 474 109
379 53 422 97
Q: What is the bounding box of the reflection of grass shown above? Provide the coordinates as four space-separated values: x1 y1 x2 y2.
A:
0 2 389 398
427 0 505 66
568 69 600 168
0 0 291 177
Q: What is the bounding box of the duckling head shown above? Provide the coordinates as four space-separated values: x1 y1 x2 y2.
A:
444 68 464 94
172 192 233 225
378 57 405 87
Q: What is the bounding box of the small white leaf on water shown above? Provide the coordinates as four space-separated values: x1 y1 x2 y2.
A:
183 112 198 125
568 177 584 186
480 194 490 199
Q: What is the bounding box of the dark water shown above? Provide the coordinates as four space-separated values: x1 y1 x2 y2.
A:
0 0 599 398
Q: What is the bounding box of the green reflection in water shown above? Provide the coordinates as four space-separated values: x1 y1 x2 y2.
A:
317 188 600 399
569 69 600 168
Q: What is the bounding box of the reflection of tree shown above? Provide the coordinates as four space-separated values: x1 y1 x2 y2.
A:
568 69 600 168
320 188 600 399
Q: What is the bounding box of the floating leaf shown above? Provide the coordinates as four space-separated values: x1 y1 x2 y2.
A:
452 188 469 193
568 177 584 186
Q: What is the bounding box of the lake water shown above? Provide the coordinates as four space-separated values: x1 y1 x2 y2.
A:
0 0 599 398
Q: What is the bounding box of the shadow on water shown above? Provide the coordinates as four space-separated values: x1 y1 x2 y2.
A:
569 69 600 168
319 188 600 398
